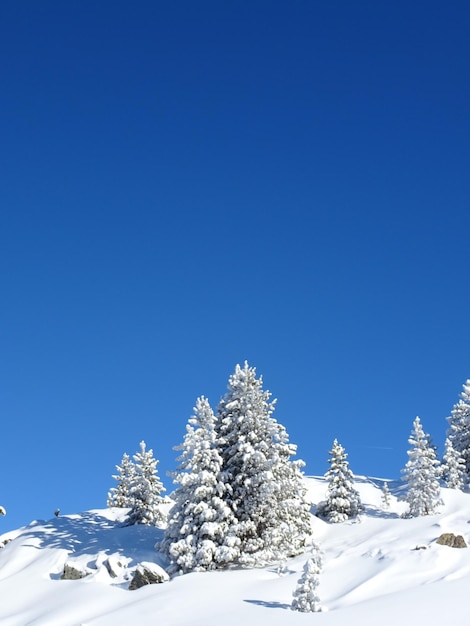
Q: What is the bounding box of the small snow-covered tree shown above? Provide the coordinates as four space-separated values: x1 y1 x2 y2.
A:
316 439 362 523
127 441 166 526
402 417 442 517
216 362 312 566
381 481 391 509
107 452 136 508
291 543 323 613
160 397 240 573
441 437 466 490
447 379 470 483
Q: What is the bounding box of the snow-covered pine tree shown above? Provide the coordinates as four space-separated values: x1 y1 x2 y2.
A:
216 362 312 567
291 543 323 613
316 439 362 523
107 452 136 508
127 441 166 526
447 379 470 483
441 437 466 490
160 396 240 573
381 481 391 509
402 417 442 517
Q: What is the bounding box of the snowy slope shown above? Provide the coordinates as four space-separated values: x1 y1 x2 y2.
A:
1 477 470 625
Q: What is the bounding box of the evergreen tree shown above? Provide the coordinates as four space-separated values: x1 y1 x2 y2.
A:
127 441 166 526
381 481 391 509
441 437 466 490
161 397 240 573
107 453 136 508
216 362 312 566
316 439 362 523
402 417 442 517
291 543 323 613
447 379 470 482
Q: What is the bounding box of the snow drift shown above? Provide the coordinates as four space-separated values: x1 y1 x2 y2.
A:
1 477 470 625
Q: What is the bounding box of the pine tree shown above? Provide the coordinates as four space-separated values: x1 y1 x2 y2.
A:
317 439 362 523
441 437 466 490
381 481 391 509
107 453 136 508
127 441 166 526
216 362 312 566
447 379 470 483
160 397 240 573
291 543 323 613
402 417 442 517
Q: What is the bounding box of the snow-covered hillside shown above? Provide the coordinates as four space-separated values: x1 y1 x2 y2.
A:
1 477 470 625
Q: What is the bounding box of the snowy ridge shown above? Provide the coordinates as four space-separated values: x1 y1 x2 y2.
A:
1 477 470 625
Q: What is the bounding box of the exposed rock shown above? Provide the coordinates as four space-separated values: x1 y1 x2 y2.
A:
413 545 428 550
128 562 169 590
103 555 123 578
436 533 467 548
60 562 92 580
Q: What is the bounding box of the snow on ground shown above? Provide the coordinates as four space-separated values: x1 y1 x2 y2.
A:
1 477 470 625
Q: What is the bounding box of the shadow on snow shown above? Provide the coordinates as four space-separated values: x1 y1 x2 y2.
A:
17 511 166 575
244 599 291 610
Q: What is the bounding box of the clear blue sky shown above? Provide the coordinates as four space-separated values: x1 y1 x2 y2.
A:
1 0 469 532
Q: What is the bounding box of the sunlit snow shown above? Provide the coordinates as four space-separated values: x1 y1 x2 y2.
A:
1 477 469 625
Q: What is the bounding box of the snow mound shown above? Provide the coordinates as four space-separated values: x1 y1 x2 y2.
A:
0 477 470 625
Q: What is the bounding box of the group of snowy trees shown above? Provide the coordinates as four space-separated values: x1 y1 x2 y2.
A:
107 441 166 526
109 362 312 573
313 378 470 522
104 370 470 613
399 379 470 517
161 362 312 572
377 378 470 518
445 379 470 486
107 369 470 584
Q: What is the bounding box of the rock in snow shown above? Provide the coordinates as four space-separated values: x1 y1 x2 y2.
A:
436 533 468 548
128 561 169 589
61 562 92 580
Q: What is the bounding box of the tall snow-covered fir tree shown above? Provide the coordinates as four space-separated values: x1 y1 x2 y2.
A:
447 379 470 483
107 452 136 508
127 441 166 526
291 543 323 613
316 439 362 523
441 436 466 490
160 397 240 573
402 417 442 517
216 362 312 567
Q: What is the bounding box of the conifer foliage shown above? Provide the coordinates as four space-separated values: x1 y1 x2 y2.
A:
447 379 470 484
317 439 362 523
127 441 166 526
162 362 312 571
161 397 239 573
216 362 312 566
441 437 466 490
381 482 391 509
402 417 442 517
291 543 323 613
107 453 136 508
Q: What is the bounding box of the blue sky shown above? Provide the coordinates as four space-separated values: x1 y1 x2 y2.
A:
1 0 469 532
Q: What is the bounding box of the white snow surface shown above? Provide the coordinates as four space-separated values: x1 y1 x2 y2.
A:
1 476 470 625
